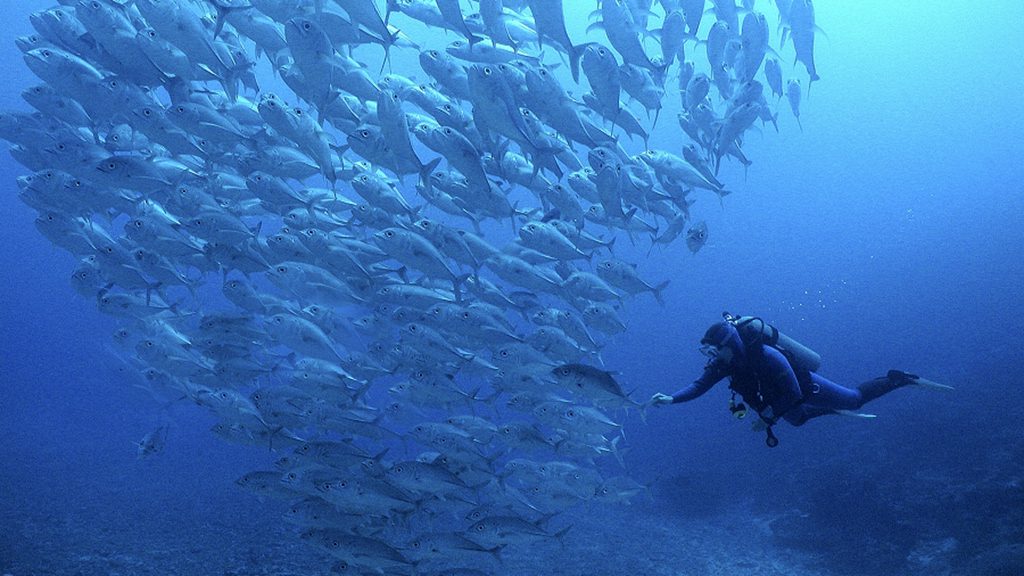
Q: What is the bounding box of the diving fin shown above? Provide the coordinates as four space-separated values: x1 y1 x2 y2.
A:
910 376 955 391
834 410 877 419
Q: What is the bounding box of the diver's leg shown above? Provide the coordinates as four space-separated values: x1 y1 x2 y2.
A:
786 372 924 426
804 372 864 410
855 370 919 405
783 404 837 427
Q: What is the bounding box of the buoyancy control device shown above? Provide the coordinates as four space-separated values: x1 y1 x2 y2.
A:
723 312 821 373
722 312 822 448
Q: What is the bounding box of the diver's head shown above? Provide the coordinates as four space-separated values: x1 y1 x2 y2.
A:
699 321 744 364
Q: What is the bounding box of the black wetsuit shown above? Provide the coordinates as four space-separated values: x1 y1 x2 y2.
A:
671 322 911 426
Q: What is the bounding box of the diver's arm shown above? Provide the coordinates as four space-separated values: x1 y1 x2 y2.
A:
761 346 805 419
670 361 730 403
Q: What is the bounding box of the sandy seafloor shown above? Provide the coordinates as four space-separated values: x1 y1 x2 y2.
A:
8 494 1020 576
0 480 825 576
6 445 1022 576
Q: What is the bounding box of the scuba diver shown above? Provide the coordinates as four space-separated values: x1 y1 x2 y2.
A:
650 313 952 446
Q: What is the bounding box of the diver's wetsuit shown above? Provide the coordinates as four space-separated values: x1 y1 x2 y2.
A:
670 322 910 426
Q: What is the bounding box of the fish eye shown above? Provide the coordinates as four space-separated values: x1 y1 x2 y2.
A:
384 230 393 237
41 49 51 57
229 281 238 288
428 50 438 57
142 108 152 117
91 1 100 7
500 350 509 357
360 130 369 137
443 104 452 112
175 106 184 113
302 22 311 31
483 67 491 75
276 266 286 273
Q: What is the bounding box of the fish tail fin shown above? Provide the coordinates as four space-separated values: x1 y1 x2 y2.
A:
380 29 402 75
610 434 626 468
419 157 441 191
384 0 396 26
625 228 637 246
475 387 501 406
652 279 670 307
623 206 638 223
634 398 649 424
569 43 585 84
453 272 471 302
264 424 283 452
182 274 202 302
553 524 573 548
646 233 658 255
489 544 505 564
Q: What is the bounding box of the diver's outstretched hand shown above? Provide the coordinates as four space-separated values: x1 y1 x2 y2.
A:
650 393 674 407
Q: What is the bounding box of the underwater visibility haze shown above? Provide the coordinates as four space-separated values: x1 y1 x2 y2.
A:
1 1 1023 575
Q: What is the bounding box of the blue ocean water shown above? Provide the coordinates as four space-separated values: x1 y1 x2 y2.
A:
1 1 1022 575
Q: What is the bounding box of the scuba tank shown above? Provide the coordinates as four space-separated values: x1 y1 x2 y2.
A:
723 312 822 373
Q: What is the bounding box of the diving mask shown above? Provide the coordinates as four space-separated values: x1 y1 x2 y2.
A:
699 344 719 360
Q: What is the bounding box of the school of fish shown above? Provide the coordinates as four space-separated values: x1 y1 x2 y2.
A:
1 0 819 572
